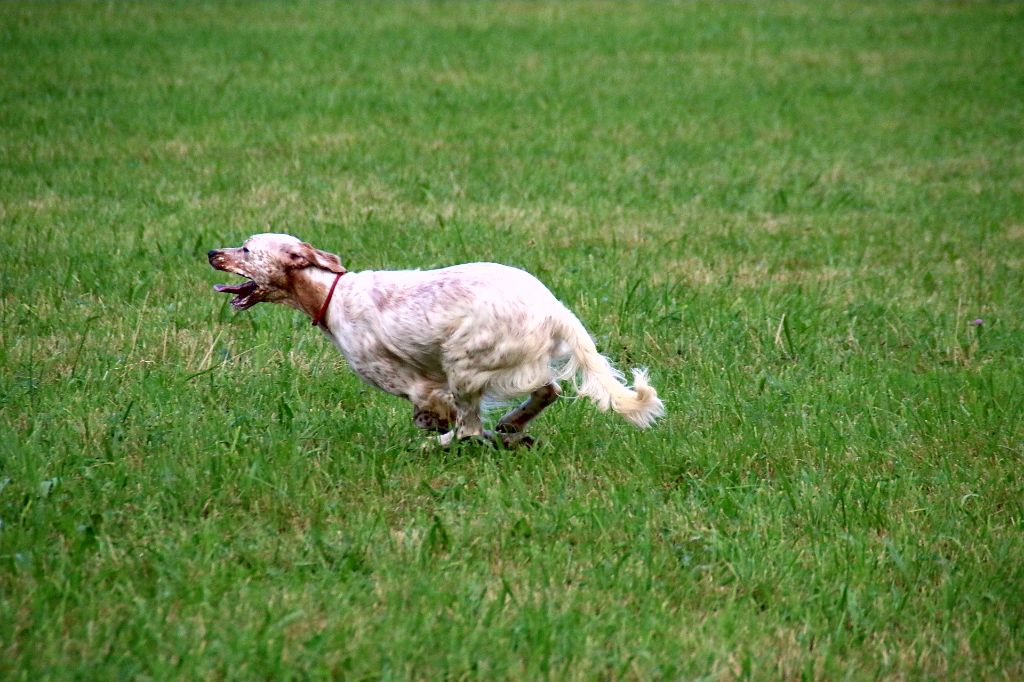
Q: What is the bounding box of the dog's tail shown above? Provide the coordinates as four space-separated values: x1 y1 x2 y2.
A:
555 313 665 428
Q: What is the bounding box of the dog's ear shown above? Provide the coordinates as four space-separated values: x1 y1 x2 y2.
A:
288 243 346 274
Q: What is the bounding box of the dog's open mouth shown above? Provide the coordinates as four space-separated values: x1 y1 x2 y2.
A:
213 279 264 310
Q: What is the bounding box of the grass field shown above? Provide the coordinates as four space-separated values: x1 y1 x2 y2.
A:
2 1 1023 678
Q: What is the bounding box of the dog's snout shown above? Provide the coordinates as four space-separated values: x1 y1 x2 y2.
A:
208 250 219 259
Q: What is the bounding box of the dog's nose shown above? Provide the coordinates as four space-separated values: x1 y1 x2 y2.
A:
207 250 219 259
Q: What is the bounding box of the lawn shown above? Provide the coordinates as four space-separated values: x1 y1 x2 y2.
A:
2 0 1023 678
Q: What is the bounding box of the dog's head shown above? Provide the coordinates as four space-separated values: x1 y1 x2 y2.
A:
208 233 345 310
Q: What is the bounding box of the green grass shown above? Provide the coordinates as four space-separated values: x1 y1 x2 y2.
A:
2 0 1023 678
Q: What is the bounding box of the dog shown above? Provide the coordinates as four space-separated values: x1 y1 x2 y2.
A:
208 233 664 447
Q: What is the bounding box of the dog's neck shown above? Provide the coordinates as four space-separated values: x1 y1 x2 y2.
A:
288 267 346 326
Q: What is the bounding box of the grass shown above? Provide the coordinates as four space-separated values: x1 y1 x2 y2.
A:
2 0 1023 678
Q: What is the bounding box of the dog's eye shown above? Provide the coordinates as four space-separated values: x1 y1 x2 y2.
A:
242 247 249 253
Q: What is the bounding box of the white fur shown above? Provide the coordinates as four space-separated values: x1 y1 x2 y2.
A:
209 233 665 445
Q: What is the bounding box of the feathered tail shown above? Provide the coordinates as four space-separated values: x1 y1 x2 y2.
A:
555 314 665 428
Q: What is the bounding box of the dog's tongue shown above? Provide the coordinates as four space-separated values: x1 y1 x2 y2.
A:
213 281 257 295
213 280 263 310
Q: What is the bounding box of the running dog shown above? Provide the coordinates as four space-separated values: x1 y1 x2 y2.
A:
208 233 664 447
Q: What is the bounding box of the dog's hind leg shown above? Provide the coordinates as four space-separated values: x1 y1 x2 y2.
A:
434 391 535 449
454 393 485 439
435 391 486 447
496 383 561 434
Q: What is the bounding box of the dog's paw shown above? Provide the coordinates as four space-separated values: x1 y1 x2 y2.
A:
502 433 536 449
435 431 457 448
423 430 536 451
486 430 536 449
413 407 453 433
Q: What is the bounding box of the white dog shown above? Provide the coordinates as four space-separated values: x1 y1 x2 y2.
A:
208 234 664 447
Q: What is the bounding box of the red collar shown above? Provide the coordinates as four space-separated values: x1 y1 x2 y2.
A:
311 271 344 327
